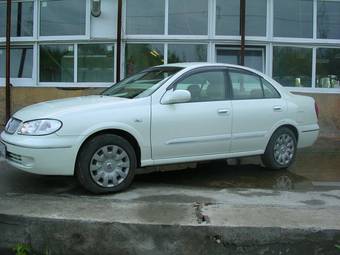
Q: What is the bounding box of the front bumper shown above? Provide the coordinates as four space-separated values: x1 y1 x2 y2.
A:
0 131 81 176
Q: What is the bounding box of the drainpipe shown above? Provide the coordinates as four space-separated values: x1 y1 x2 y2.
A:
5 0 12 123
239 0 246 66
116 0 122 82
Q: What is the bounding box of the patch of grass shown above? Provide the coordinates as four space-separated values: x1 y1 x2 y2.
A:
335 244 340 250
13 244 31 255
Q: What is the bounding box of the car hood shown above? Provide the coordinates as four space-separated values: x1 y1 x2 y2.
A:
13 95 129 121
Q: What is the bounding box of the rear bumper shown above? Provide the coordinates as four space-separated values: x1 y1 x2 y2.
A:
298 124 319 148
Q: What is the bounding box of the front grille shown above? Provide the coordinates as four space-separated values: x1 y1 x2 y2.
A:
7 151 22 164
5 118 21 134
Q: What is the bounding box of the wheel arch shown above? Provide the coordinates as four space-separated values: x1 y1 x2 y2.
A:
76 129 142 170
266 123 299 150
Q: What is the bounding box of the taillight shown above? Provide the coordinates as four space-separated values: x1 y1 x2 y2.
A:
315 102 319 119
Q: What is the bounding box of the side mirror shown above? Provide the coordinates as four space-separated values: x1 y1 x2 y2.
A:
162 90 191 104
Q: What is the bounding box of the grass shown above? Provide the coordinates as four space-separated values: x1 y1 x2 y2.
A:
13 244 51 255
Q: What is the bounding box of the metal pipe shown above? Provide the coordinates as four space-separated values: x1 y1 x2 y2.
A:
239 0 246 66
116 0 122 82
5 0 12 123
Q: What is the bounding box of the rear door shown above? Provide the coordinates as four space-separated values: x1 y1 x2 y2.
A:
227 68 287 153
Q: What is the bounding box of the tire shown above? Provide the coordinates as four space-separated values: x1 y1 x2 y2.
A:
76 134 137 194
261 127 297 170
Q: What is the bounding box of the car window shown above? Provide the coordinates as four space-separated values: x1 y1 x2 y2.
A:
262 78 281 98
174 70 226 102
229 70 264 100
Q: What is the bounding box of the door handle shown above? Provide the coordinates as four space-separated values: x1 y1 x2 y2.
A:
217 109 229 114
273 106 283 112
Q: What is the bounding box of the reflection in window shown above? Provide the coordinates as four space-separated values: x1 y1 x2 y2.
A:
125 44 164 76
126 0 165 35
216 0 266 36
316 48 340 88
274 0 313 38
168 0 208 35
216 47 264 72
317 0 340 39
273 46 312 87
175 71 226 102
40 0 86 36
168 44 207 63
40 45 74 82
0 47 33 78
78 44 114 82
0 1 33 37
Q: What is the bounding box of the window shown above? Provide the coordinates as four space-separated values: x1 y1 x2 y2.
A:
175 70 226 102
216 47 265 72
317 0 340 39
40 45 74 82
316 48 340 88
0 0 33 37
272 46 312 87
215 0 266 36
125 43 164 76
126 0 165 35
40 0 86 36
168 0 208 35
274 0 313 38
262 78 281 98
78 44 114 83
168 44 207 63
229 70 264 99
0 46 33 78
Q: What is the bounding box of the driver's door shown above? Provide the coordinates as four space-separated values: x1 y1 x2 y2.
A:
151 68 232 161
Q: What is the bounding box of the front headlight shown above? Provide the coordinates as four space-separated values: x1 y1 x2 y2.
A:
18 119 62 136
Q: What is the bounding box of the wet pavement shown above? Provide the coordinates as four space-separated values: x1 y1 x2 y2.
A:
0 136 339 195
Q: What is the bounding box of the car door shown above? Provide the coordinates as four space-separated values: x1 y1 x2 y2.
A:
228 68 287 153
151 68 232 161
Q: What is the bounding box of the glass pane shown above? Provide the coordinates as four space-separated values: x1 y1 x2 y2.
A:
317 0 340 39
0 47 33 78
168 0 208 35
216 0 240 36
229 71 264 99
216 0 267 36
40 45 74 82
0 1 33 37
126 0 165 35
274 0 313 38
78 44 114 82
316 48 340 88
262 78 281 98
216 48 264 72
40 0 86 36
125 43 164 76
272 46 312 87
175 71 226 102
168 44 207 63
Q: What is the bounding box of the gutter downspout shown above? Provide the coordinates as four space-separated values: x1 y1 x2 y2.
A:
116 0 122 82
239 0 246 66
5 0 12 123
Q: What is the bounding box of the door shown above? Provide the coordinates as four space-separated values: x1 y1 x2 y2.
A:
228 68 287 153
151 68 232 160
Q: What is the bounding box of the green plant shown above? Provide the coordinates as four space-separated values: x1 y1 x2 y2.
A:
335 244 340 250
13 243 31 255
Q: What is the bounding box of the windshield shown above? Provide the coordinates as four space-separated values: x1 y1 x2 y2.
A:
101 67 183 99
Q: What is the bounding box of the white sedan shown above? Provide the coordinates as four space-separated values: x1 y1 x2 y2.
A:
0 63 319 193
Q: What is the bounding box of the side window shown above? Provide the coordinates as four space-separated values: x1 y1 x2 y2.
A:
229 70 264 100
262 78 281 98
175 70 226 102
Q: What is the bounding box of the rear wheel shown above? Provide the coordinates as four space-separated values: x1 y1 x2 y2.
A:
262 127 297 170
76 134 137 194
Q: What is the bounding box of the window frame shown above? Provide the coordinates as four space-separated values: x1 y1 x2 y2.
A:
165 66 231 103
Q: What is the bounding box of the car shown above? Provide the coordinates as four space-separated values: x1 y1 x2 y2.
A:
0 63 319 193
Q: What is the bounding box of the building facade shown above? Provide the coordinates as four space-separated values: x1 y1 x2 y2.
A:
0 0 339 132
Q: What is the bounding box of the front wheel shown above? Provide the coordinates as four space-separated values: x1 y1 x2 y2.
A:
262 127 297 170
76 134 137 194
